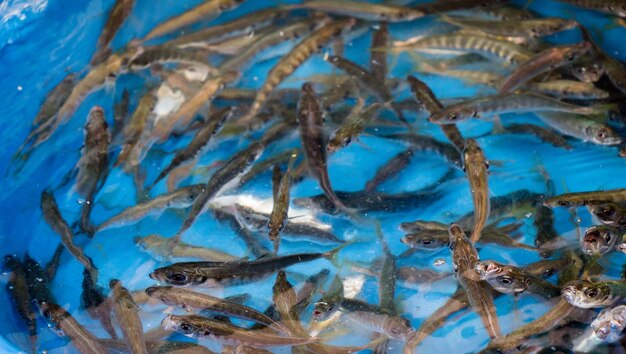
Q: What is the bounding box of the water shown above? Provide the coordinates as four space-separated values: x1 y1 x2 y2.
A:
0 0 625 353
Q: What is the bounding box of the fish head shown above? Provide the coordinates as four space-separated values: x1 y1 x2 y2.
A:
431 106 478 124
584 124 622 145
474 260 502 279
607 4 626 18
382 316 412 340
401 232 447 250
581 226 619 256
571 62 604 83
562 280 613 308
593 321 613 340
144 285 176 304
587 201 622 224
311 301 338 321
161 315 200 338
561 42 592 63
38 303 65 334
150 266 207 287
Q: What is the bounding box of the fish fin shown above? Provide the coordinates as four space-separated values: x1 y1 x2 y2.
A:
323 239 355 268
398 248 417 259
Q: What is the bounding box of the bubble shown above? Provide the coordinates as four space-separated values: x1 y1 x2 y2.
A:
17 86 23 91
433 258 446 266
525 212 533 218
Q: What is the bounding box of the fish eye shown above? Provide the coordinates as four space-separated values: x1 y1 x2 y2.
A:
600 207 616 217
543 269 554 277
448 113 458 121
278 221 285 231
498 276 513 285
586 288 599 298
344 137 352 146
596 129 608 140
603 233 612 243
180 323 192 332
471 111 478 118
397 11 406 18
557 200 570 207
421 239 433 245
169 273 188 283
566 53 575 61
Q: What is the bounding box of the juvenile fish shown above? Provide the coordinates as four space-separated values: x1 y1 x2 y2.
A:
97 184 205 232
268 157 296 254
81 268 117 340
559 0 626 18
365 149 415 192
110 280 147 354
161 314 316 346
586 201 626 226
537 112 622 146
143 0 246 40
429 92 604 124
145 286 291 334
528 80 609 100
544 189 626 208
91 0 135 65
590 305 626 342
40 303 109 354
289 0 424 22
562 280 626 308
327 102 382 153
4 256 37 351
150 107 235 189
441 16 578 38
570 58 605 83
581 225 621 256
463 139 490 243
371 22 388 84
240 18 354 125
448 223 501 338
40 191 98 280
149 244 348 287
136 234 238 262
504 123 571 150
474 260 560 298
173 141 264 242
116 91 156 170
499 42 592 93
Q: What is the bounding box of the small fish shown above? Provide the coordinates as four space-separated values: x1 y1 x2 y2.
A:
115 91 156 170
135 234 238 262
590 304 626 342
528 80 609 100
4 255 37 351
239 18 354 125
173 141 264 243
111 89 130 142
149 243 348 287
499 42 592 93
365 149 415 192
91 0 135 65
24 255 56 307
474 260 560 298
81 268 117 340
537 112 622 146
407 75 464 153
327 102 382 153
40 191 98 280
570 58 605 83
441 16 578 38
40 303 109 354
504 123 571 150
463 139 490 243
562 280 626 308
289 0 424 22
268 156 296 254
429 92 605 124
581 225 621 256
97 184 205 232
143 0 246 40
449 224 501 338
414 0 507 15
150 107 235 189
161 314 316 347
110 280 147 354
533 205 559 254
239 148 300 186
371 22 389 84
298 82 351 213
586 201 626 226
145 286 291 335
544 189 626 208
560 0 626 18
272 271 302 333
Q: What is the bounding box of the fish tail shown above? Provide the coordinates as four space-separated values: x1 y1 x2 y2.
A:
322 239 354 267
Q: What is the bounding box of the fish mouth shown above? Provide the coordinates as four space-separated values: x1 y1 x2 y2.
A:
149 272 158 280
160 315 177 331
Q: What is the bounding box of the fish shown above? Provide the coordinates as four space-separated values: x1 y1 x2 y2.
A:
429 92 604 124
441 16 579 38
149 243 348 287
111 89 130 142
504 123 571 150
239 18 354 126
562 280 626 308
586 201 626 226
536 112 622 146
390 32 533 65
40 191 98 280
533 205 559 255
327 102 382 153
149 107 235 189
239 148 300 186
448 223 501 338
40 303 109 354
544 189 626 208
499 42 592 93
407 75 465 153
161 314 316 346
528 80 609 100
559 0 626 18
463 139 490 243
383 133 463 167
365 149 415 192
289 0 424 22
297 82 351 213
91 0 135 65
272 271 301 331
145 286 291 335
172 141 264 243
474 260 560 298
268 156 296 254
97 184 206 232
115 90 157 170
24 255 56 307
370 22 388 84
143 0 246 40
570 58 605 83
590 304 626 342
581 225 621 256
414 0 507 15
110 280 148 354
4 255 37 351
135 234 239 262
81 268 117 340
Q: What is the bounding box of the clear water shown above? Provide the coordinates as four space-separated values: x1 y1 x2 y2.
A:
0 0 625 353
